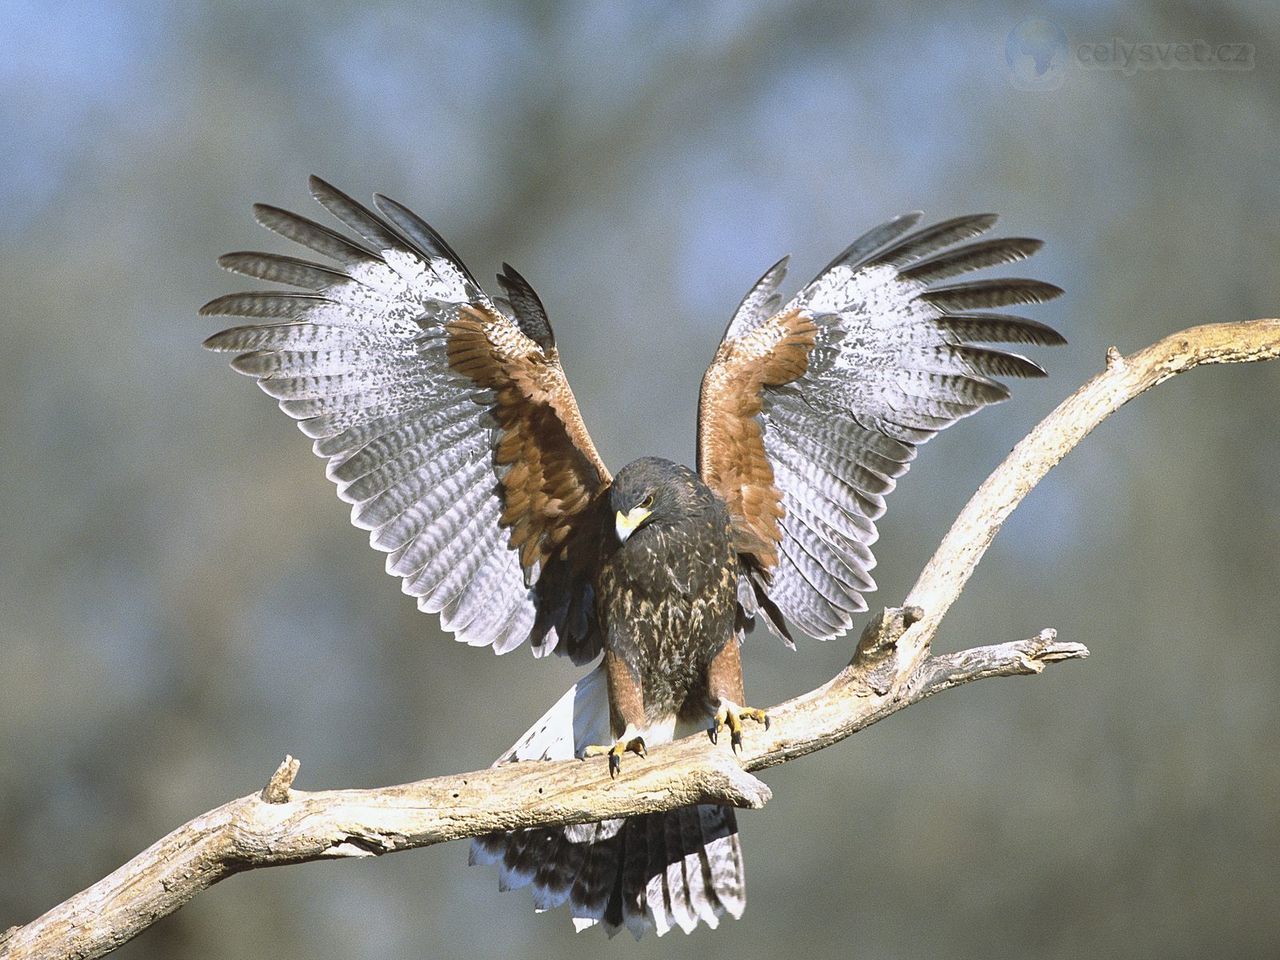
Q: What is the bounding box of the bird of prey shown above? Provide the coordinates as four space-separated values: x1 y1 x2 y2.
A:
202 177 1063 938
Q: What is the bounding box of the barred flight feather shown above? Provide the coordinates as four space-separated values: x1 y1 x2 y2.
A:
203 178 609 657
699 211 1063 639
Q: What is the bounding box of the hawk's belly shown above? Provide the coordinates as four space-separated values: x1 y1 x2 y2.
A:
595 517 739 724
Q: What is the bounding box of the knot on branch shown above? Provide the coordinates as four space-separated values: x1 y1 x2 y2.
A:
261 756 300 804
845 605 924 696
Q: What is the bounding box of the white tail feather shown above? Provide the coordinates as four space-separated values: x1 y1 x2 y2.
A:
472 662 746 938
495 661 610 764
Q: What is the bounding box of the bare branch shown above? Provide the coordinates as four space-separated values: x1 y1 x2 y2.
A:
895 319 1280 674
3 319 1277 960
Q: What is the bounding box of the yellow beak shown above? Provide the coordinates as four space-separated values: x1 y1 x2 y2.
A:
615 506 652 543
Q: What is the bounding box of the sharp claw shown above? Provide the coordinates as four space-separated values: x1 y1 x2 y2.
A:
713 703 769 752
586 735 648 777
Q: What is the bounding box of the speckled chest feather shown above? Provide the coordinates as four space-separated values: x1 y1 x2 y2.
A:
595 491 740 722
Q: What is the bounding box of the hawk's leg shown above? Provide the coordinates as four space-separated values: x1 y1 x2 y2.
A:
581 649 648 778
707 636 769 753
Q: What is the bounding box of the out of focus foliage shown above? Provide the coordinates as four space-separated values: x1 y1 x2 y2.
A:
1 2 1277 958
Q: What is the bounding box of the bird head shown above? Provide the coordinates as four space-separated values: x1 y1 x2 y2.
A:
609 457 704 543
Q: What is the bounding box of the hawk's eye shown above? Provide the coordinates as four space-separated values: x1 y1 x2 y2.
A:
638 493 654 509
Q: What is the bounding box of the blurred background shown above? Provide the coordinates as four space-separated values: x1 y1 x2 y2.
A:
2 1 1278 958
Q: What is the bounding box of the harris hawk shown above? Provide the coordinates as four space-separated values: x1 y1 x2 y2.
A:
202 178 1063 938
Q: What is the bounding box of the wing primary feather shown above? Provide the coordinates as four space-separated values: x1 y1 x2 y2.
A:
372 193 479 285
898 236 1043 284
496 262 555 350
216 252 350 289
920 278 1064 311
251 203 378 267
724 255 790 339
813 211 923 277
199 291 334 320
868 213 999 270
253 367 431 402
308 176 415 255
228 347 375 379
934 312 1067 346
945 344 1048 379
202 321 380 353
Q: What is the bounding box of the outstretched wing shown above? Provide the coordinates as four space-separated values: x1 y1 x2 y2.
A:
203 177 609 660
698 213 1064 640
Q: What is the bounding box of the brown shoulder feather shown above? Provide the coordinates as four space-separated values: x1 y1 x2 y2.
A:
696 307 817 569
448 303 610 574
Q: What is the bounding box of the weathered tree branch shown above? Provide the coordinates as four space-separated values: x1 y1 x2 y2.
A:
3 319 1277 960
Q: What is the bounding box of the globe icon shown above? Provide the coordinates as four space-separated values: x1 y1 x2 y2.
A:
1005 18 1069 90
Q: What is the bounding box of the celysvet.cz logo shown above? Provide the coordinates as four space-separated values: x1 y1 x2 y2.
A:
1005 18 1255 90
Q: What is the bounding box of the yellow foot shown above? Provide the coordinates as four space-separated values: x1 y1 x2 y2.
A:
710 700 770 753
582 735 647 778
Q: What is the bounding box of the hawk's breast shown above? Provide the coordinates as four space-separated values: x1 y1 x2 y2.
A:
596 492 739 721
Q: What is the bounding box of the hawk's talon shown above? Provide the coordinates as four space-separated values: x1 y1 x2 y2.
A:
711 702 769 754
582 736 647 779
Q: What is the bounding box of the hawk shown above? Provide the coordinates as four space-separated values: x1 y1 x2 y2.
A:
203 178 1063 937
